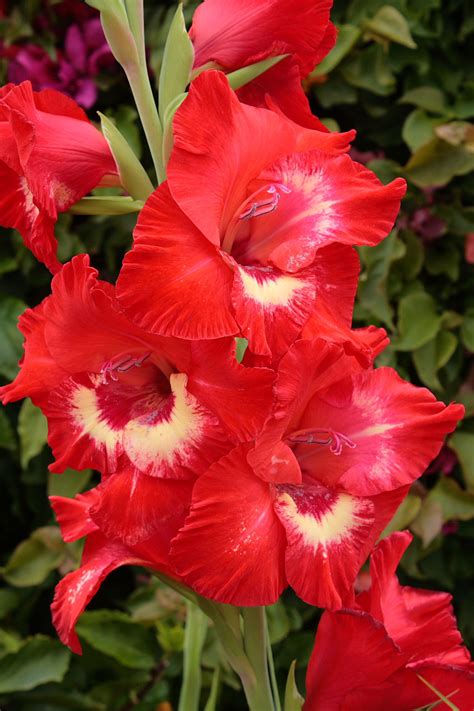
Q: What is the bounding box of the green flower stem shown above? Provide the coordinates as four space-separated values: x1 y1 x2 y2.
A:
178 600 208 711
125 61 166 184
242 607 277 711
266 613 282 711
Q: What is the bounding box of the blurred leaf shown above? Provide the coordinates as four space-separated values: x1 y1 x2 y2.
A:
284 660 304 711
76 610 160 669
397 231 425 279
405 137 474 187
393 291 441 351
363 5 417 48
425 243 460 281
0 409 16 451
413 330 458 390
460 307 474 351
382 493 422 537
358 232 405 327
266 600 290 644
17 398 48 469
0 588 22 620
0 628 22 657
0 296 26 380
48 469 93 499
449 432 474 490
402 109 443 152
313 24 361 76
156 619 185 653
2 526 65 587
399 86 447 114
341 44 396 96
413 478 474 546
0 636 70 692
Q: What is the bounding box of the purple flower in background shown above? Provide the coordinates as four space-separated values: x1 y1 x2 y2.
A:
410 206 446 243
7 18 115 108
426 445 458 476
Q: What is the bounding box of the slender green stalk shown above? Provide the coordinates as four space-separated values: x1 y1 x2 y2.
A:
125 61 165 184
242 607 276 711
178 600 208 711
265 613 282 711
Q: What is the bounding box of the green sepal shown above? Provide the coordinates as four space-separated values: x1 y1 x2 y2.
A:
227 54 288 91
99 112 154 200
86 0 139 69
159 4 194 121
284 661 304 711
69 196 144 215
162 92 188 167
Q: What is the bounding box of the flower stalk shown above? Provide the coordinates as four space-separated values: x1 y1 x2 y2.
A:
178 600 208 711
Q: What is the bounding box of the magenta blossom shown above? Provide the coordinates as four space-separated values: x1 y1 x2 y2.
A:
8 19 114 108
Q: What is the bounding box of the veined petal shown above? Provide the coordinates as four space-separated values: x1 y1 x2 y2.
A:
168 71 298 246
231 261 317 357
0 161 60 273
304 609 403 711
274 480 375 608
51 533 145 654
0 81 117 219
89 469 193 546
46 371 230 478
296 367 464 495
244 151 406 273
116 183 237 340
50 489 100 542
171 445 287 606
190 0 333 75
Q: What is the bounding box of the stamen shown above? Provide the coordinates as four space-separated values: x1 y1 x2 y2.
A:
286 428 356 456
101 352 151 382
239 183 292 221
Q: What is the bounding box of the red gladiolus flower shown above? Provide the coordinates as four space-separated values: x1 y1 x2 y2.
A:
190 0 336 129
50 479 192 653
0 81 118 272
304 532 474 710
0 255 274 477
170 338 462 608
117 72 406 360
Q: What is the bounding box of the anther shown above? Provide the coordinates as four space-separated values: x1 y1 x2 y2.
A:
101 352 151 382
286 428 356 456
239 183 291 221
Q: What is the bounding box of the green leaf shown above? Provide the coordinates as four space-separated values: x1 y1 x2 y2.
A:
358 232 406 327
363 5 417 48
76 610 160 669
48 468 93 499
381 494 422 537
284 661 304 711
460 307 474 351
235 338 248 364
0 636 70 693
399 86 447 115
312 24 361 76
17 398 48 469
402 109 443 152
413 478 474 546
2 526 65 587
413 330 458 390
99 113 153 201
227 55 287 91
0 628 22 657
266 601 290 644
404 137 474 187
0 296 26 380
342 44 396 96
158 4 194 120
449 432 474 490
393 291 441 351
156 619 185 653
69 196 144 215
0 409 16 452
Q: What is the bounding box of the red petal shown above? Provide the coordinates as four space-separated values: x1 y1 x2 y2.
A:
187 339 275 440
116 183 237 340
49 489 100 542
51 533 142 654
0 81 117 218
247 152 406 273
231 261 317 357
168 71 298 247
274 480 375 607
46 371 230 478
190 0 333 75
304 609 403 710
171 445 287 605
89 469 193 546
0 298 67 408
297 367 465 496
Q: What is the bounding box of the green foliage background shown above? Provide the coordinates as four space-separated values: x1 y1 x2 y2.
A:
0 0 473 708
